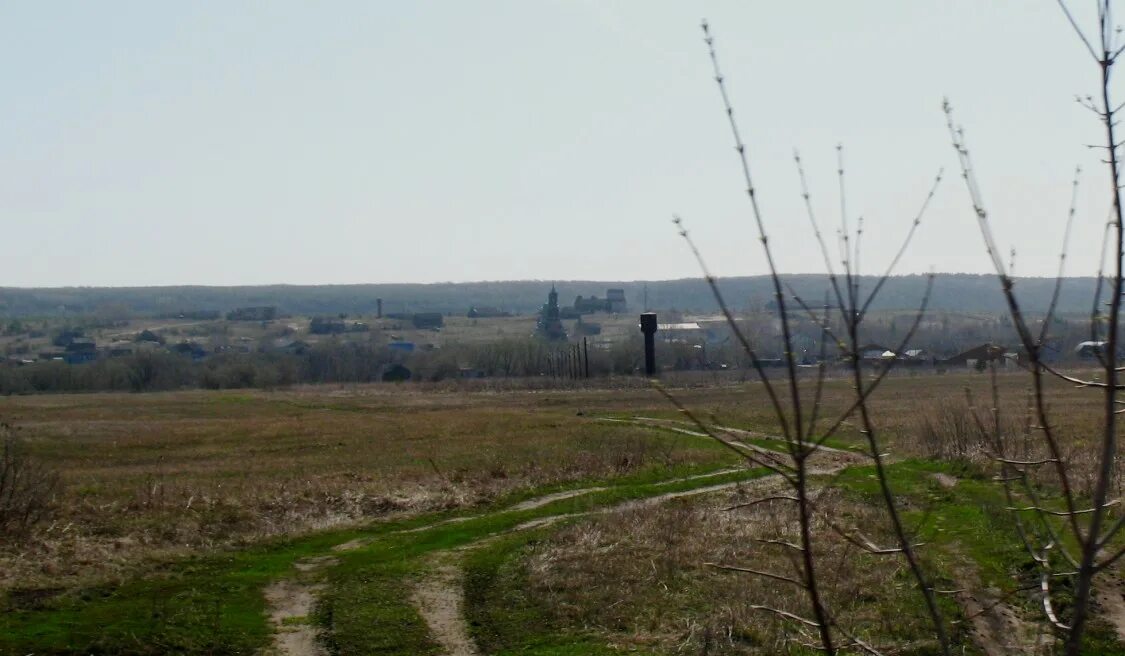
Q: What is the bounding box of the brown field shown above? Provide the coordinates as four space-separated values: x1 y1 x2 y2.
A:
2 368 1122 655
1 380 730 591
0 368 1113 591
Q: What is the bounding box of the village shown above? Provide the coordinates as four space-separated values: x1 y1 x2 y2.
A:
0 284 1111 391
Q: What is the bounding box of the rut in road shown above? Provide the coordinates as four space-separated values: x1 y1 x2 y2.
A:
263 415 863 655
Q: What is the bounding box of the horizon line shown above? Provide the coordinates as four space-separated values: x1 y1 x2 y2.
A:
0 271 1099 291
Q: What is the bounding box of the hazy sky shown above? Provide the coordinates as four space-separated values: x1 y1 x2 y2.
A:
1 2 1118 287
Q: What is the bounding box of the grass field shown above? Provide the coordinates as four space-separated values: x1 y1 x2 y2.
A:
1 370 1122 654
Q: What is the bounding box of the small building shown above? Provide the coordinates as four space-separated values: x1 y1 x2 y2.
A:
898 348 932 367
574 295 606 314
1075 341 1110 359
856 343 894 362
606 288 627 313
52 330 85 347
135 329 165 344
412 313 444 329
310 317 347 334
173 310 221 320
66 338 97 353
573 288 628 314
106 342 135 358
940 343 1008 369
658 322 709 343
170 342 207 361
467 306 511 318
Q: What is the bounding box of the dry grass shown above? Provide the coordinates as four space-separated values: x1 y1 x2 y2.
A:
0 423 60 541
0 368 1113 600
0 385 730 592
525 485 942 654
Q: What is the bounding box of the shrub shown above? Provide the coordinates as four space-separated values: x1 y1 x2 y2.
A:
909 398 990 459
0 423 60 540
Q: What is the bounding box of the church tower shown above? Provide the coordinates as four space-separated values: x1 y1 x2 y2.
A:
547 285 560 321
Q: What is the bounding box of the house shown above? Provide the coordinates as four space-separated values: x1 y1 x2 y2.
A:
572 288 628 314
57 338 98 364
856 343 895 362
66 338 96 352
106 343 135 358
940 343 1008 368
467 306 511 318
899 348 932 367
52 330 85 347
659 322 711 343
574 295 607 314
412 313 444 329
1074 341 1115 359
170 342 207 361
136 329 163 344
310 317 347 334
606 288 627 313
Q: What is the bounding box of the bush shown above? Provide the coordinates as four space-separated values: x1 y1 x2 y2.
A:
912 399 990 462
0 423 60 540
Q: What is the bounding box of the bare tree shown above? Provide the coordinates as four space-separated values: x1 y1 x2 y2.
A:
663 21 949 656
944 2 1125 653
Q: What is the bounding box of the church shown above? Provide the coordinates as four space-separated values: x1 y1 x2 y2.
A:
535 286 567 341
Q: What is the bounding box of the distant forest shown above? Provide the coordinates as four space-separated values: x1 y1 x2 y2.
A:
0 274 1103 319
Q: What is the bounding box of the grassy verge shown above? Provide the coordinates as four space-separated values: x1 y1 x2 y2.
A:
314 466 773 654
456 459 1124 656
0 456 768 655
464 530 638 656
833 459 1125 656
598 413 863 454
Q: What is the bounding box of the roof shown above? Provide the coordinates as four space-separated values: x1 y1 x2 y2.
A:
658 322 702 331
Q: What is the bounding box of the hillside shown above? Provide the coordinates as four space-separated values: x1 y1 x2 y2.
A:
0 274 1100 319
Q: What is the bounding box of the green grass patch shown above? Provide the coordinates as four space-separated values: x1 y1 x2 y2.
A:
1 457 767 655
463 530 638 655
313 467 773 654
833 459 1125 656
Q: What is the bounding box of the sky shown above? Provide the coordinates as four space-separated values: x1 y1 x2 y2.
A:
0 1 1119 287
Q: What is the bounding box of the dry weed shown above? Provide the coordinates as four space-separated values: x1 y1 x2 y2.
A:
526 487 941 654
0 423 60 542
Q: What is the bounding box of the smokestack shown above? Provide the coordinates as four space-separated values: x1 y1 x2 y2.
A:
640 312 658 376
376 298 383 319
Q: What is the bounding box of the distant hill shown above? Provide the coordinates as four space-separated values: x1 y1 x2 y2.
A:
0 274 1101 319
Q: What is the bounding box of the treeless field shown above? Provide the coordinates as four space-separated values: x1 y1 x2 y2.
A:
0 382 739 591
1 370 1121 655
